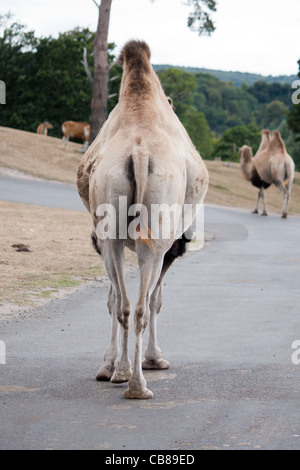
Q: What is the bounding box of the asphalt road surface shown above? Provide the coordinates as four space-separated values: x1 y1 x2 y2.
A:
0 176 300 450
0 175 84 211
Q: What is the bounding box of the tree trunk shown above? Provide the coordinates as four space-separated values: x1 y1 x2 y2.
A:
90 0 113 143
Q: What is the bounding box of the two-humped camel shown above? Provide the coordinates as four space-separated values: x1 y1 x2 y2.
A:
77 40 209 399
240 130 295 218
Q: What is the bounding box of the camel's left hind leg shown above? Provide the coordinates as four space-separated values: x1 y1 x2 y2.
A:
252 189 261 214
96 285 119 381
98 240 132 384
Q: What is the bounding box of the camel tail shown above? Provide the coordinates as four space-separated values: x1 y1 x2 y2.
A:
283 159 294 189
130 145 156 249
131 146 150 207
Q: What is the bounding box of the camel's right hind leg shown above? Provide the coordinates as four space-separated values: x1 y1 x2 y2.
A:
276 183 290 218
142 238 188 371
124 246 165 399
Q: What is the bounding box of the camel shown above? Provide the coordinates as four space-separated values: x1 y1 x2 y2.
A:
240 130 272 216
37 121 53 136
77 40 209 399
240 130 295 218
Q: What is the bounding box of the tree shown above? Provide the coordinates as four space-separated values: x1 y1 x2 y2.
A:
213 124 261 161
89 0 217 142
157 67 214 157
0 17 120 137
264 100 289 129
89 0 113 142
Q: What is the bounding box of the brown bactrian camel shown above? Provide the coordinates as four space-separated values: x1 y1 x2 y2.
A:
240 130 295 218
77 40 209 399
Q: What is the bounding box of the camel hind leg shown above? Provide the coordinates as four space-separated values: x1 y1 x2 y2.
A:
124 243 166 399
97 239 133 384
96 285 119 381
260 188 268 216
252 189 261 214
142 237 189 370
275 183 290 218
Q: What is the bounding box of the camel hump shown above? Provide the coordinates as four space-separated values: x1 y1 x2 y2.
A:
118 40 151 68
269 131 286 153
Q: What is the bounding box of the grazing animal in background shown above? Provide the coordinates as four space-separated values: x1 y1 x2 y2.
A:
61 121 90 150
77 40 209 399
240 130 295 218
37 122 53 136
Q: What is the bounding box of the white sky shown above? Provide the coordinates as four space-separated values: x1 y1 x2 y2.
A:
3 0 300 76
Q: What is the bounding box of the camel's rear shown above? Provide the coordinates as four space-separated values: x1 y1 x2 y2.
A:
76 40 208 399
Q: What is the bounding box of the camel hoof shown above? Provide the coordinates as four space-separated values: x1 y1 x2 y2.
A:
142 358 170 370
282 212 288 219
110 368 132 384
124 387 153 400
96 363 114 382
252 209 259 214
261 212 268 217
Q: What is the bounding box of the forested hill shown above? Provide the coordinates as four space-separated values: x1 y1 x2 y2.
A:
153 65 297 87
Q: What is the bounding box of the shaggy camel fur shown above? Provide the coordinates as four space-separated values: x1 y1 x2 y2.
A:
77 40 209 399
240 130 295 218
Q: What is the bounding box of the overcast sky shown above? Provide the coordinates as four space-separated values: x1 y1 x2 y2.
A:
4 0 300 76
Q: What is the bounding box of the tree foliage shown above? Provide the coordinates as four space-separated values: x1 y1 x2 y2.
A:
213 124 261 161
185 0 217 35
0 15 120 137
0 13 296 165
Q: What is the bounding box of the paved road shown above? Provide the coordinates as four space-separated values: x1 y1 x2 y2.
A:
0 177 300 450
0 175 84 211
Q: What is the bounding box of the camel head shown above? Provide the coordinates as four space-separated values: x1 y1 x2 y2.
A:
239 145 253 163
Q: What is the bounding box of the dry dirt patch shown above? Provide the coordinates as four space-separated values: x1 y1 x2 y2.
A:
0 126 82 184
0 201 136 318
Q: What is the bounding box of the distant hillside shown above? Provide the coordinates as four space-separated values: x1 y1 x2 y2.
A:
153 65 297 87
